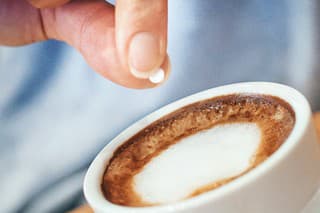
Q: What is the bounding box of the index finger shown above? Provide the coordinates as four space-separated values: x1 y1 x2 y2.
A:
116 0 169 82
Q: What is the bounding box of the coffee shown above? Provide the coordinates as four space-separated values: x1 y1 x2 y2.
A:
102 94 295 207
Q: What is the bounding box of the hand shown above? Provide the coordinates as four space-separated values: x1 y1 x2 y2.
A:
0 0 170 88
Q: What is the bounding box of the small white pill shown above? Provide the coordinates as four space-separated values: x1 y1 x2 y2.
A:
149 68 165 84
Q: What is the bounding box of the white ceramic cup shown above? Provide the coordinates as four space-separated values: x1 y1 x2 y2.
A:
84 82 320 213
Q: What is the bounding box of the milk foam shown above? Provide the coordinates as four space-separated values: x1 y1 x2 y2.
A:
133 122 261 204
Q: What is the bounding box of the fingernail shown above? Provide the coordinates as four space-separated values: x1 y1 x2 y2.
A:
129 32 162 80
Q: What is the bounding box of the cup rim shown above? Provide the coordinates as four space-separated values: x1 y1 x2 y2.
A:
84 81 311 213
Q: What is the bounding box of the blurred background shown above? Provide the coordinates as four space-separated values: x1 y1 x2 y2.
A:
1 0 320 212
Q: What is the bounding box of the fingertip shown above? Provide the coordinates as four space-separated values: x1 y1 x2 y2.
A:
116 0 168 85
117 54 170 89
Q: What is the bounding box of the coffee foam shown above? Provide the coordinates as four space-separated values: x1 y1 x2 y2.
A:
102 94 295 207
133 123 261 204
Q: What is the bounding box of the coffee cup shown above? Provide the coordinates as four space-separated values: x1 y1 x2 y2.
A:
84 82 320 213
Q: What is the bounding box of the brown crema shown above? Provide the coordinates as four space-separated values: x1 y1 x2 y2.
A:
102 94 295 207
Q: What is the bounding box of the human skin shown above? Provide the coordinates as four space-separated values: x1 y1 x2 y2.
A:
0 0 170 89
0 0 169 211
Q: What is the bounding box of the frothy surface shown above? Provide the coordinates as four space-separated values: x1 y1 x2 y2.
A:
134 123 261 204
102 94 295 207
